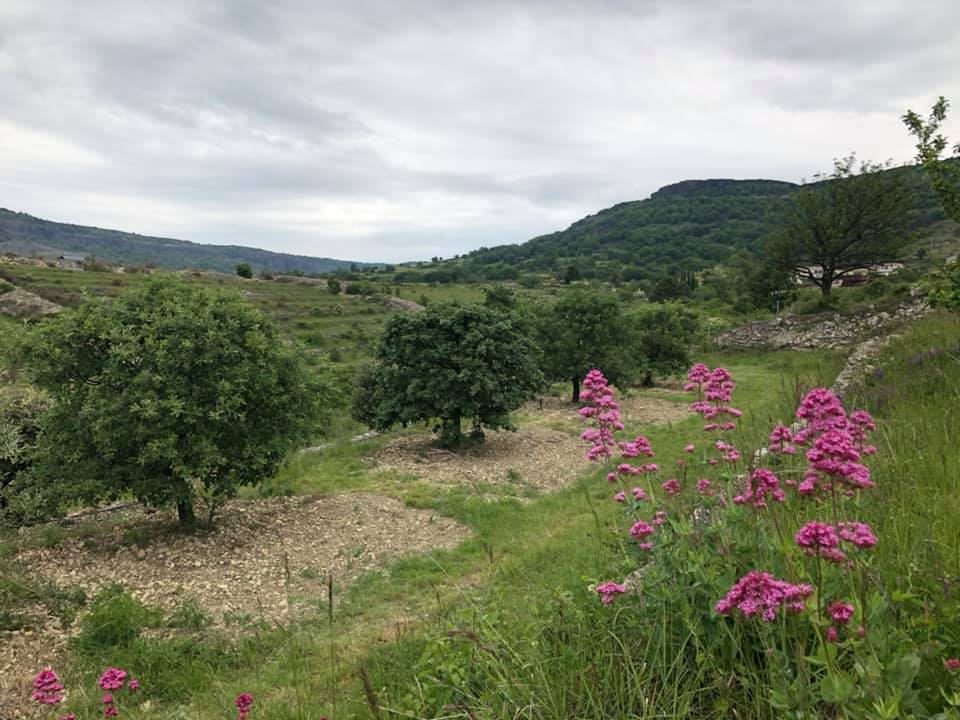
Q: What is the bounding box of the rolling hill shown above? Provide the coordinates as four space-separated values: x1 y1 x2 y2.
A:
0 208 369 274
446 167 956 284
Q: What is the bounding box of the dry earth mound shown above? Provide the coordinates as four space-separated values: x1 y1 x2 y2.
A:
0 287 62 319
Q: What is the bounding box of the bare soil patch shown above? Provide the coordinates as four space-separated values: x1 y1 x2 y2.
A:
2 493 468 712
522 393 691 433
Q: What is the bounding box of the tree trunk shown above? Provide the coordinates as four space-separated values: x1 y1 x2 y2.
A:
571 375 581 403
819 270 834 296
440 414 461 448
176 497 196 525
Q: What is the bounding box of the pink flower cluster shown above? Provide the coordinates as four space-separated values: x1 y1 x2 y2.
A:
714 571 813 621
788 389 877 497
97 667 138 718
768 424 797 455
794 520 877 563
595 582 627 605
31 667 64 705
236 693 254 720
734 468 785 509
686 364 741 431
579 369 624 461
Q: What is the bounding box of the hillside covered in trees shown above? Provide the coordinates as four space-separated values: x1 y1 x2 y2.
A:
0 208 366 274
439 166 955 285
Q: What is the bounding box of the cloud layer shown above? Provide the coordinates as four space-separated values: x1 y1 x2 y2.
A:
1 0 958 261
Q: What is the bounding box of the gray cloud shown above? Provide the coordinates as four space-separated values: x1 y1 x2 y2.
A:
1 0 958 262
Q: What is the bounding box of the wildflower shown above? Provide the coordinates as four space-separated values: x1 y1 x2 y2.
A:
944 658 960 670
734 468 784 508
768 423 797 454
629 520 654 540
102 695 114 704
235 693 254 720
631 487 647 501
98 668 127 691
794 522 845 563
638 542 653 551
104 708 118 718
651 510 668 526
613 490 625 503
684 443 695 453
31 667 65 705
620 435 654 457
661 478 680 496
127 679 140 692
595 582 627 605
59 715 76 720
715 571 813 621
826 626 838 642
826 601 855 625
696 478 712 495
687 363 710 384
837 521 878 549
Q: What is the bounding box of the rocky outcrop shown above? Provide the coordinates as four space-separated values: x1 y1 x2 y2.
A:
713 299 928 350
0 287 62 319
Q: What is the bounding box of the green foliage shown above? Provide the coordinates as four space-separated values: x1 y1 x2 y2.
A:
765 156 913 295
0 383 57 525
74 584 157 652
326 277 341 294
358 303 543 447
481 284 516 310
24 277 333 523
631 302 701 381
534 288 634 401
903 96 960 222
0 278 14 295
234 262 253 279
926 262 960 309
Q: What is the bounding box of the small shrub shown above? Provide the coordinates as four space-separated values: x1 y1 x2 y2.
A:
74 585 156 652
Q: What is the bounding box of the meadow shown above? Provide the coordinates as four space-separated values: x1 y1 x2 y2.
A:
2 258 959 719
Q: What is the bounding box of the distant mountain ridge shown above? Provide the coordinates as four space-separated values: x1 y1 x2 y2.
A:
0 208 369 274
452 169 949 284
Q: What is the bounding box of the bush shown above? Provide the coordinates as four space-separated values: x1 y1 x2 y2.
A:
327 278 342 294
24 278 333 525
0 383 57 525
235 262 253 279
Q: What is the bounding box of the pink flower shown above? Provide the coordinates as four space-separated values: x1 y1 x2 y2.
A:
794 522 845 563
31 667 64 706
687 363 710 384
629 520 654 540
127 679 140 692
944 658 960 670
651 510 667 526
613 491 625 503
826 626 838 643
734 469 784 508
661 478 680 496
631 487 647 501
98 668 127 691
715 571 813 621
827 601 855 625
638 542 653 551
696 478 712 495
102 694 114 704
104 707 118 718
837 522 878 549
684 443 695 453
595 582 627 604
59 714 76 720
236 692 254 719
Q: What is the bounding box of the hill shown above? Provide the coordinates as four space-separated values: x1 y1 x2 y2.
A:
447 168 956 285
0 208 368 274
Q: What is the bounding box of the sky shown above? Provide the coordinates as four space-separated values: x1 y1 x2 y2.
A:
1 1 959 263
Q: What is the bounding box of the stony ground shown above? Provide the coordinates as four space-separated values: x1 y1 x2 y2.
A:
1 493 468 714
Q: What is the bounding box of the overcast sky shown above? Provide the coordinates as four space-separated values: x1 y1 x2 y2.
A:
1 1 959 262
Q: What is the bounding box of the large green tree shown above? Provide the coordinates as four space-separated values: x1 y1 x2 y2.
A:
25 278 332 524
535 288 634 402
358 303 542 448
765 156 911 296
903 96 960 222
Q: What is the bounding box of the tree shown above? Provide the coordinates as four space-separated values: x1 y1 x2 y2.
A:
765 156 911 296
234 262 253 279
535 288 634 402
562 265 582 284
25 278 332 524
327 278 342 294
357 303 542 448
903 96 960 222
630 302 701 384
482 284 516 311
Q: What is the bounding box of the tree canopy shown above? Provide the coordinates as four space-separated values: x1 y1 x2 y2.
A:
24 277 333 524
356 303 542 448
534 288 635 402
764 156 912 296
903 96 960 223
